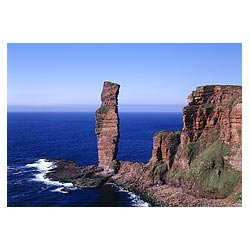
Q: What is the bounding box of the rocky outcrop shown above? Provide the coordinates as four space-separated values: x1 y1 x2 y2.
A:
95 81 120 173
172 85 242 171
150 130 181 170
46 160 111 188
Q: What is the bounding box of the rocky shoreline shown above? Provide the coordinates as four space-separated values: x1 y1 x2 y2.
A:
45 82 242 207
45 159 241 207
110 161 241 207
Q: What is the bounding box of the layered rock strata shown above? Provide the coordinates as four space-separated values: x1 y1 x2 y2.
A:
172 85 242 171
149 85 242 173
146 85 242 200
95 81 120 173
150 130 181 170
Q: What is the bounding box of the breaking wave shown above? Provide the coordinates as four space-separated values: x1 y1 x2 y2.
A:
106 183 150 207
25 159 75 191
9 159 150 205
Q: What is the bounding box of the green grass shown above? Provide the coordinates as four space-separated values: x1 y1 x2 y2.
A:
191 140 233 168
184 130 221 164
96 106 109 114
155 130 169 138
198 168 241 197
167 166 203 182
167 139 240 198
148 162 167 176
185 142 200 161
226 95 239 108
201 103 214 109
186 142 199 151
200 103 215 115
167 166 241 198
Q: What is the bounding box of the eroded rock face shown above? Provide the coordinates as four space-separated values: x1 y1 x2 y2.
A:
150 130 181 170
143 85 242 200
172 85 242 171
95 81 120 172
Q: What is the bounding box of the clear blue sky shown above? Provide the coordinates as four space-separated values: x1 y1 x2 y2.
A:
8 43 242 112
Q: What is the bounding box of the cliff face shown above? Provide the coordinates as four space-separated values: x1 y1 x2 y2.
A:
148 85 242 199
150 85 242 172
150 130 180 170
172 85 242 171
95 81 120 172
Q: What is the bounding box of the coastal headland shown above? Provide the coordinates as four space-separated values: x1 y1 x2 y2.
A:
46 81 242 207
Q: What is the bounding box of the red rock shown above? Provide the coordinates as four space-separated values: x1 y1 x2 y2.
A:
95 81 120 172
172 85 242 171
150 130 180 170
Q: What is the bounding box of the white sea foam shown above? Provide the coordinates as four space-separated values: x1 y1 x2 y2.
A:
51 187 76 193
25 159 74 190
8 165 35 175
119 187 150 207
26 159 55 171
51 187 65 193
107 183 150 207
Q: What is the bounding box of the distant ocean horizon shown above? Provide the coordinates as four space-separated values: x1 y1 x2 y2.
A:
7 104 184 113
7 112 183 207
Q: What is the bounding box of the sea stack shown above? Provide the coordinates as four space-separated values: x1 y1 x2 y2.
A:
95 81 120 173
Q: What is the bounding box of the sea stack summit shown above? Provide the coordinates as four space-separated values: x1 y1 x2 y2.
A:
95 81 120 173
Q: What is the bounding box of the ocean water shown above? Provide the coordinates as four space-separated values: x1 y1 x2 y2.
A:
7 112 183 207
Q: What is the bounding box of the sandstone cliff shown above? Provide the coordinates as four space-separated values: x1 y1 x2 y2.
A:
172 85 242 171
150 130 181 170
148 85 242 200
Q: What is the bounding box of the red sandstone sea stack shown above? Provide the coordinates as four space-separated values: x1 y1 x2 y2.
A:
95 81 120 173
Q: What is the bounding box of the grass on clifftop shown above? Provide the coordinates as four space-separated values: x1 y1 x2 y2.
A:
155 130 169 138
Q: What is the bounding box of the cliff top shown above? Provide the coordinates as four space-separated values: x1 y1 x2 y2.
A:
194 84 241 93
100 81 120 107
187 84 242 105
104 81 120 87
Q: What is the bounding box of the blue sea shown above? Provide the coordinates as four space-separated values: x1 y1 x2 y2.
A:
7 112 183 207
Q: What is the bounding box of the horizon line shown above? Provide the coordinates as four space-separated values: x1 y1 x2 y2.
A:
7 104 185 113
7 110 183 113
7 103 186 106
